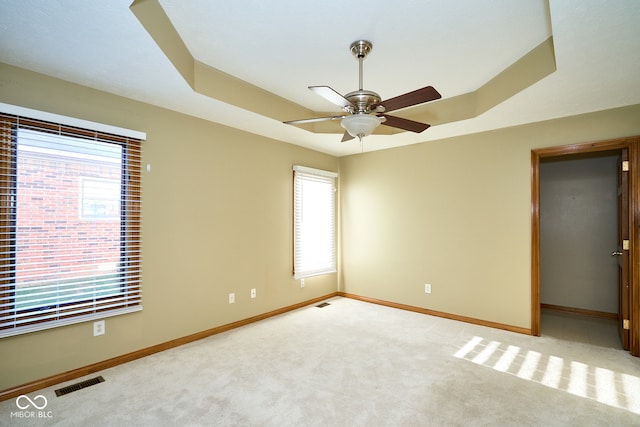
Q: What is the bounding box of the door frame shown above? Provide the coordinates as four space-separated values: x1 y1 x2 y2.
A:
531 136 640 356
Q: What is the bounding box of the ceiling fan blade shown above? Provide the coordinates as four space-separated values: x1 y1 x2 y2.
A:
309 86 354 110
341 131 355 142
284 115 346 125
379 114 430 133
373 86 441 113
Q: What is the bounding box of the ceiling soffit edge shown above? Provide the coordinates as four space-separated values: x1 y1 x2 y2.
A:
130 0 556 137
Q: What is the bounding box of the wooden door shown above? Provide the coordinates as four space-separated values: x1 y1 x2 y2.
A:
617 148 630 350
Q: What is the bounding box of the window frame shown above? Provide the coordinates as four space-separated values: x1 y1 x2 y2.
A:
0 107 144 338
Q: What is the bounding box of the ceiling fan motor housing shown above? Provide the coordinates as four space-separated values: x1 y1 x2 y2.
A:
344 90 382 114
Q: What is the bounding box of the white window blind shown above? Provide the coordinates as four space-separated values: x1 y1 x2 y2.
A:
0 111 143 338
293 165 337 279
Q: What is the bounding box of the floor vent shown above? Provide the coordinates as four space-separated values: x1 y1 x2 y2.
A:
55 376 105 397
316 302 330 308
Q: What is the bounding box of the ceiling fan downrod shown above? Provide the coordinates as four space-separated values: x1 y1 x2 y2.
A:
350 40 372 91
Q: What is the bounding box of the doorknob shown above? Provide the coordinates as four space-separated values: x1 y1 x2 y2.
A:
612 251 623 256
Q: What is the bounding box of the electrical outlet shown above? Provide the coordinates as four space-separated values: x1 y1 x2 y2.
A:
229 293 235 304
250 288 256 299
93 320 105 336
424 284 432 294
300 279 305 288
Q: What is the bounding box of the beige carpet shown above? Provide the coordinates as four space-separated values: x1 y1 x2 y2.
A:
1 297 639 426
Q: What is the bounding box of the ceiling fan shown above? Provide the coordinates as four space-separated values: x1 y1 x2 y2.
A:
284 40 442 142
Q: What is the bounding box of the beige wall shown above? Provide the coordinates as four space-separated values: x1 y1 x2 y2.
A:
0 63 339 390
339 105 640 329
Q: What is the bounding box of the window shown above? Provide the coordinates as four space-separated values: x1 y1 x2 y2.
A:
293 165 337 279
0 110 143 337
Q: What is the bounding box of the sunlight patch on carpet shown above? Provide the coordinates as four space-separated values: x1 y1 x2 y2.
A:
454 336 640 415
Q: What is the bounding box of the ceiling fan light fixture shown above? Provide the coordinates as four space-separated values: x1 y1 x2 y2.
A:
341 114 382 140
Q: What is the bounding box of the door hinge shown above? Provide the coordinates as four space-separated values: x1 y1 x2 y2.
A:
623 319 629 330
622 160 629 172
623 240 630 250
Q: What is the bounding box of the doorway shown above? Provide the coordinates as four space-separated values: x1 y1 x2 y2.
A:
539 150 621 348
531 136 640 357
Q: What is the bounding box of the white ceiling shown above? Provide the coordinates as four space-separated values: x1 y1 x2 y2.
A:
0 1 639 156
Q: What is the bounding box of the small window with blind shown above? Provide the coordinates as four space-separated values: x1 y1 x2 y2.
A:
0 109 143 337
293 165 337 279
